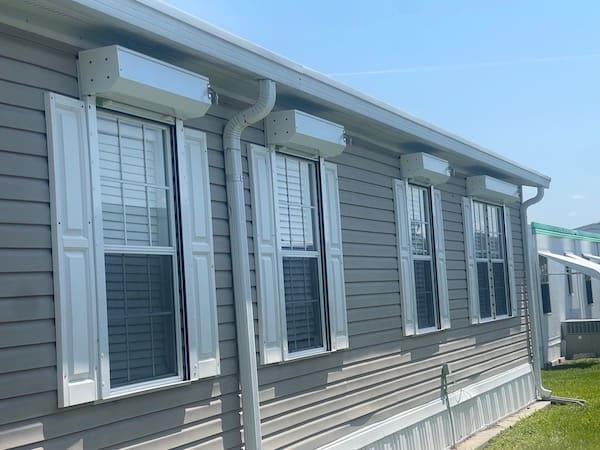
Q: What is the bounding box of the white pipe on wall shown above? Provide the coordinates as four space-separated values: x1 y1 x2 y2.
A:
521 186 552 400
223 79 276 450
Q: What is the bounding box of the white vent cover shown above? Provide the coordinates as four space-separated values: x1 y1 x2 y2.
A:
78 45 211 119
265 110 346 158
400 152 450 185
466 175 519 203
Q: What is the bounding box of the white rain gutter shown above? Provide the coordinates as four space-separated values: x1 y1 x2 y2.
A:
521 186 552 400
223 79 276 450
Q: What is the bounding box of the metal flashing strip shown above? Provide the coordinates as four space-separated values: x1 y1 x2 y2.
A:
539 250 600 279
531 222 600 242
320 363 534 450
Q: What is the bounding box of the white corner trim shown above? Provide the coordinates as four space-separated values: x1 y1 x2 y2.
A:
320 363 534 450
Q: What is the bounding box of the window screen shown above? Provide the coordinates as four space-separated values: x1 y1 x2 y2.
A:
539 256 551 314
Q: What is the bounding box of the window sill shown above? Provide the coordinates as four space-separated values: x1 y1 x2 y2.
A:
475 314 517 324
284 346 329 362
415 326 444 336
97 376 190 403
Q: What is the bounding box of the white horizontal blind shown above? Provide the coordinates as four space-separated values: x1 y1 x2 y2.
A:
277 154 326 354
97 113 180 389
45 92 99 406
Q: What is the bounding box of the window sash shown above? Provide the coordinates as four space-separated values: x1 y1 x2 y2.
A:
275 154 326 356
97 111 183 391
472 200 511 319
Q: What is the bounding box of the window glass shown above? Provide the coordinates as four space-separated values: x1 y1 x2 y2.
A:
276 154 325 354
98 113 179 389
408 185 438 330
473 201 510 319
539 256 552 314
586 275 594 304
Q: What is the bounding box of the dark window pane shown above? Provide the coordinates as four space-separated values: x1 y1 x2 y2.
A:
586 275 594 304
283 257 323 353
414 259 436 329
105 254 177 388
541 284 552 313
493 262 509 316
477 262 492 318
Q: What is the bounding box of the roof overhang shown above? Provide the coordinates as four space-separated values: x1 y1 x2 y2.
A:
0 0 551 188
540 250 600 279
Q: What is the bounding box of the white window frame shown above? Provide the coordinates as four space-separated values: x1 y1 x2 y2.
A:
276 152 327 358
45 92 220 406
249 144 348 364
463 196 517 324
394 179 450 336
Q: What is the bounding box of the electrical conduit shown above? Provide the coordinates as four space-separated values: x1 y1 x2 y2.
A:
223 79 276 450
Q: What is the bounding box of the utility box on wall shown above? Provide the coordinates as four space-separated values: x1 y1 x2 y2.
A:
78 45 211 119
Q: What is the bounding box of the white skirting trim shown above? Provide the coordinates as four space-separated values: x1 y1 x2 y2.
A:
320 363 536 450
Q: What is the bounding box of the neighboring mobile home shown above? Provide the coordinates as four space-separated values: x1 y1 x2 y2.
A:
531 223 600 365
0 1 551 449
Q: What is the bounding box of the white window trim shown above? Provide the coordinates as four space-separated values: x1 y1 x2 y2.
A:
394 179 450 336
464 196 517 324
249 144 348 364
46 92 220 407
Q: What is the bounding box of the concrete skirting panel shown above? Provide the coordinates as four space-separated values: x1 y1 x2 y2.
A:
321 364 536 450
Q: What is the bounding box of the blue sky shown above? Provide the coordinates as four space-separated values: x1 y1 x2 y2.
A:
166 0 600 228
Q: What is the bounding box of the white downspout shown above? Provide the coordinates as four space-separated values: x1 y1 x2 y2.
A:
521 186 552 399
223 79 276 450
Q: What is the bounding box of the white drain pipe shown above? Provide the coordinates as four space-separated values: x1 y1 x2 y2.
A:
520 186 552 400
223 79 276 450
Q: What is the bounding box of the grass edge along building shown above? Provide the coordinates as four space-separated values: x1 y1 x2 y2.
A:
0 1 552 449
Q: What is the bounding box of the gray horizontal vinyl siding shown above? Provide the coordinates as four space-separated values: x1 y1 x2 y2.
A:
257 144 531 450
0 29 244 450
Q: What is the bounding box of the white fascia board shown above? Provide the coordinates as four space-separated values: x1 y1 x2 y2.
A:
5 0 550 187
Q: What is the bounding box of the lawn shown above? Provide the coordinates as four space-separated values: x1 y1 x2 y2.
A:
486 359 600 450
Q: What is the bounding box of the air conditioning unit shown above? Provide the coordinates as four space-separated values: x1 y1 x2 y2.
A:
562 320 600 358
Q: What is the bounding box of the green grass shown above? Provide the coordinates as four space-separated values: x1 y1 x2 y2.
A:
486 359 600 450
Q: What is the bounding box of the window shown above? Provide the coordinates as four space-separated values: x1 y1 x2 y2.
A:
250 145 348 364
566 266 574 295
276 155 325 353
463 198 516 324
394 180 450 335
539 256 551 314
46 93 219 406
585 275 594 304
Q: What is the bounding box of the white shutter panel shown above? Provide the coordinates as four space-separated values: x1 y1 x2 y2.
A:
462 197 480 324
503 205 518 317
394 179 417 336
249 144 284 364
176 124 220 379
45 92 98 406
432 188 450 329
321 161 349 351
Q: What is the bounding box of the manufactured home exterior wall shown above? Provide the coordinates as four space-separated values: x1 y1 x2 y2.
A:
255 145 531 449
0 29 246 449
0 26 533 450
